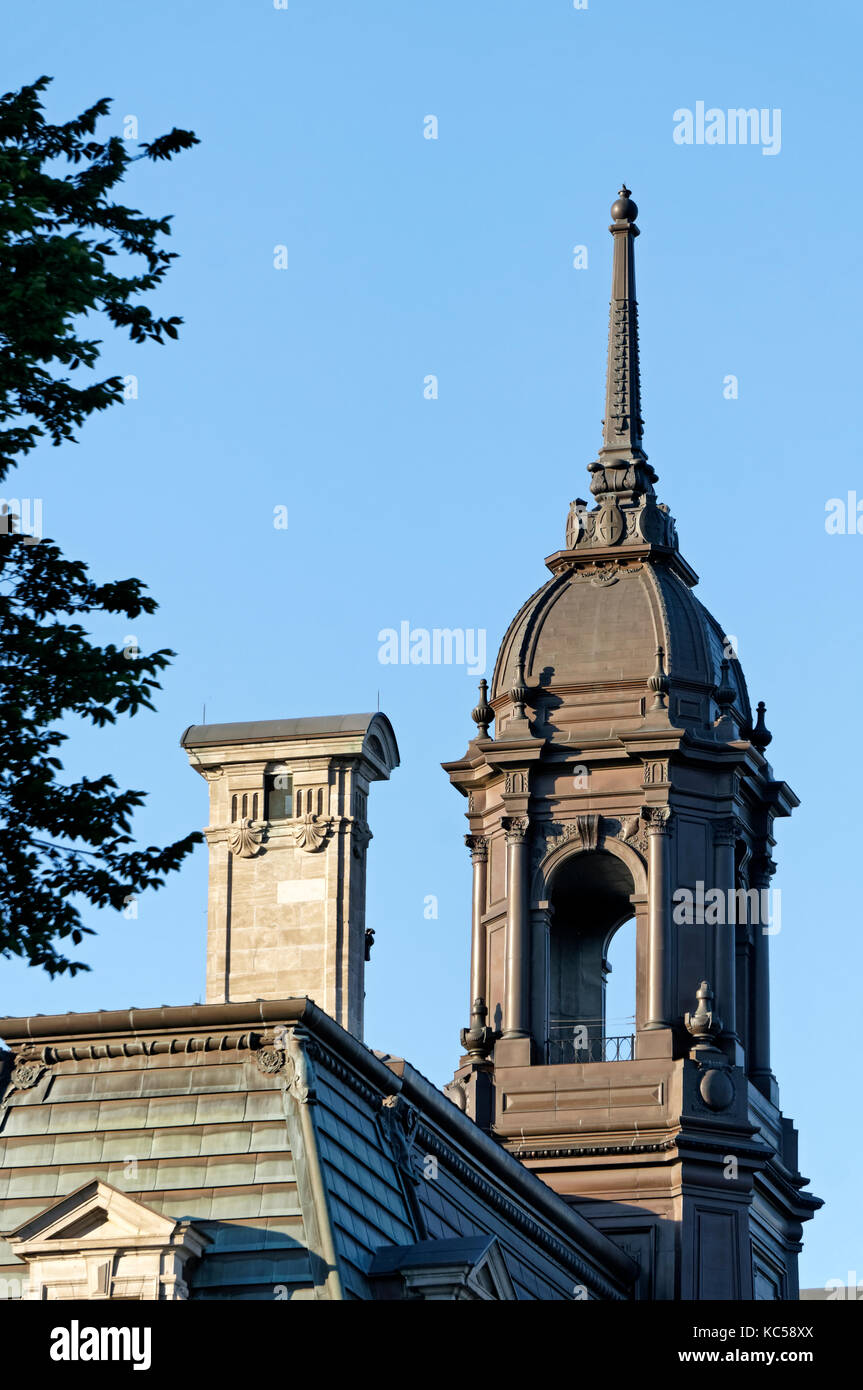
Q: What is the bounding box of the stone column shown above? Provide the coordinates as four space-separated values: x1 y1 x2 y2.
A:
749 853 776 1095
735 843 752 1059
465 835 489 1010
530 902 552 1059
644 806 672 1029
713 818 738 1039
459 836 494 1059
502 817 530 1039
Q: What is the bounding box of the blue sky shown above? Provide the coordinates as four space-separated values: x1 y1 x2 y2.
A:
3 0 861 1288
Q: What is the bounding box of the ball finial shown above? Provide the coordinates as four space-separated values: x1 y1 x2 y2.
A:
610 184 638 222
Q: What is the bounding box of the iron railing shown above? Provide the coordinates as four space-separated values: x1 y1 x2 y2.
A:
545 1025 634 1065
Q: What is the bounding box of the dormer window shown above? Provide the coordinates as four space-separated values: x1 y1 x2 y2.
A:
5 1180 208 1300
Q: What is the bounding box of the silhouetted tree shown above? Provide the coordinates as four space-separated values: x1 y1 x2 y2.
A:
0 76 201 976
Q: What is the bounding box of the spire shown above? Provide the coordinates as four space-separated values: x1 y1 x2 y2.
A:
556 186 687 571
600 186 645 465
586 186 658 502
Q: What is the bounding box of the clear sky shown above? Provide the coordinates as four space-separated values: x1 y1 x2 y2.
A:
3 0 860 1290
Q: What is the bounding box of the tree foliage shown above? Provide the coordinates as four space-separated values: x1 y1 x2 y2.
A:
0 77 201 976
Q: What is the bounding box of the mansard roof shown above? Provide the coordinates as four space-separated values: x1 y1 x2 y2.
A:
0 997 635 1301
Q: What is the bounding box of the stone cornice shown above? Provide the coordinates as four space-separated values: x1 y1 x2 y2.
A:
0 997 320 1046
543 542 699 588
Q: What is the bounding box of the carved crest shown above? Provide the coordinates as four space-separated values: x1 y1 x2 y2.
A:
228 817 265 858
291 814 332 852
256 1047 286 1075
9 1057 46 1091
594 499 625 546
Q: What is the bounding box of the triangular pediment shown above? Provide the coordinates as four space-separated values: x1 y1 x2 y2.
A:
6 1180 179 1253
369 1234 517 1300
466 1239 517 1301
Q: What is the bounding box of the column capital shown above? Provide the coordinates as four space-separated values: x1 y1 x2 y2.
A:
501 816 529 845
464 834 488 863
642 805 673 835
712 815 740 847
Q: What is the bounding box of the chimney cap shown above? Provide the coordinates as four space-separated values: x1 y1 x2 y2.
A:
181 711 397 757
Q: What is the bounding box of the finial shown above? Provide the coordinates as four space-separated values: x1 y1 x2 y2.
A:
647 646 669 711
510 658 527 721
750 701 773 751
460 998 494 1060
714 658 735 713
594 182 652 480
610 184 638 222
471 679 493 738
684 980 722 1042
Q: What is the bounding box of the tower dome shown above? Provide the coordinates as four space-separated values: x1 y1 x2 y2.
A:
490 563 751 739
489 186 751 742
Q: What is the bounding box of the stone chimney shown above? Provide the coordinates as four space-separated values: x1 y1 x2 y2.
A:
182 713 399 1039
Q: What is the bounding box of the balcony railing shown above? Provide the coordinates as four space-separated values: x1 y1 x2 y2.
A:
545 1025 634 1065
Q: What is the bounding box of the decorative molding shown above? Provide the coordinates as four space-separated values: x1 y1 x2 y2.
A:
616 814 647 858
255 1029 313 1105
501 816 529 845
541 813 603 857
504 770 528 796
575 813 601 851
351 819 372 859
378 1094 421 1185
13 1032 257 1064
642 805 673 835
544 821 582 853
642 758 669 786
301 1036 383 1110
9 1057 46 1091
568 559 645 584
227 817 265 858
415 1122 628 1302
255 1046 287 1076
510 1139 677 1160
464 834 488 864
713 816 740 847
291 813 332 852
750 853 777 887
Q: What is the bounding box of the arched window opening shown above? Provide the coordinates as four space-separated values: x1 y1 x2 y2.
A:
604 916 636 1051
547 850 636 1063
